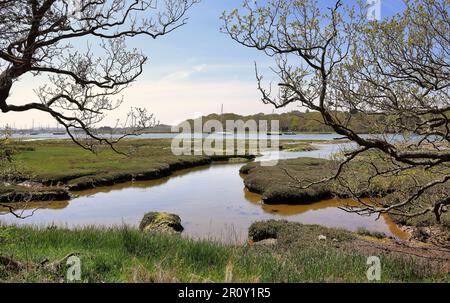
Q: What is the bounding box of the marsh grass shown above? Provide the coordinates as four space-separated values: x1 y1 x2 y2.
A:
0 223 447 282
357 228 389 239
240 157 450 228
12 139 204 182
279 141 319 152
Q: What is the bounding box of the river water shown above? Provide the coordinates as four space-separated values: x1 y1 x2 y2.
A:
12 132 341 141
0 142 408 243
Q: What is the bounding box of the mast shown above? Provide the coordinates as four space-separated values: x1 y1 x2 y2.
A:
220 104 224 128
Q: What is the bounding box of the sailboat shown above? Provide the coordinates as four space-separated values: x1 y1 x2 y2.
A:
53 123 66 135
30 120 40 135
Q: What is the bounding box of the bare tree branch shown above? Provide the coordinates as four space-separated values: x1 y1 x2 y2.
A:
223 0 450 222
0 0 198 152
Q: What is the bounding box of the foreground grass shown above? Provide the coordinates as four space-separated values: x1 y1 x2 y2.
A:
1 223 448 283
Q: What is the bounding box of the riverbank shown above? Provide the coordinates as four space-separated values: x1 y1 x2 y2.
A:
0 184 70 203
240 158 450 245
0 138 338 202
1 221 448 282
1 139 263 201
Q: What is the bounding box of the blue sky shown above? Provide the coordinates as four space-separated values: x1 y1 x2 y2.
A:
3 0 405 128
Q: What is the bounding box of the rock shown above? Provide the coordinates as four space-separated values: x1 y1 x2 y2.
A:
253 238 278 246
139 212 184 235
318 234 327 241
248 220 279 241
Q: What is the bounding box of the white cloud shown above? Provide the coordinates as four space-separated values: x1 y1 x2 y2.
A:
193 64 208 72
160 70 192 82
160 63 208 82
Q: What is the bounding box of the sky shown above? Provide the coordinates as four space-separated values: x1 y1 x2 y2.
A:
2 0 405 128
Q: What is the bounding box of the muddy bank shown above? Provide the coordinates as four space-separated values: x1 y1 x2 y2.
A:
0 185 70 203
66 154 255 191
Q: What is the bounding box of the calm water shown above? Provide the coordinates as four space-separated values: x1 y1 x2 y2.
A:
12 132 423 144
0 143 408 243
13 132 341 141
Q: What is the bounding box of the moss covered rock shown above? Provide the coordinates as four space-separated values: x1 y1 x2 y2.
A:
139 212 184 235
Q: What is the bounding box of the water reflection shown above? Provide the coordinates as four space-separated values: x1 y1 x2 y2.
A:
0 200 69 212
243 189 408 239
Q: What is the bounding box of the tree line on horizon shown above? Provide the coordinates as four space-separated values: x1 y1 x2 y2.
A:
182 110 396 134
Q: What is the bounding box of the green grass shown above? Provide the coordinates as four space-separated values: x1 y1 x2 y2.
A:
12 139 203 182
357 228 388 239
1 222 447 283
279 141 319 152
